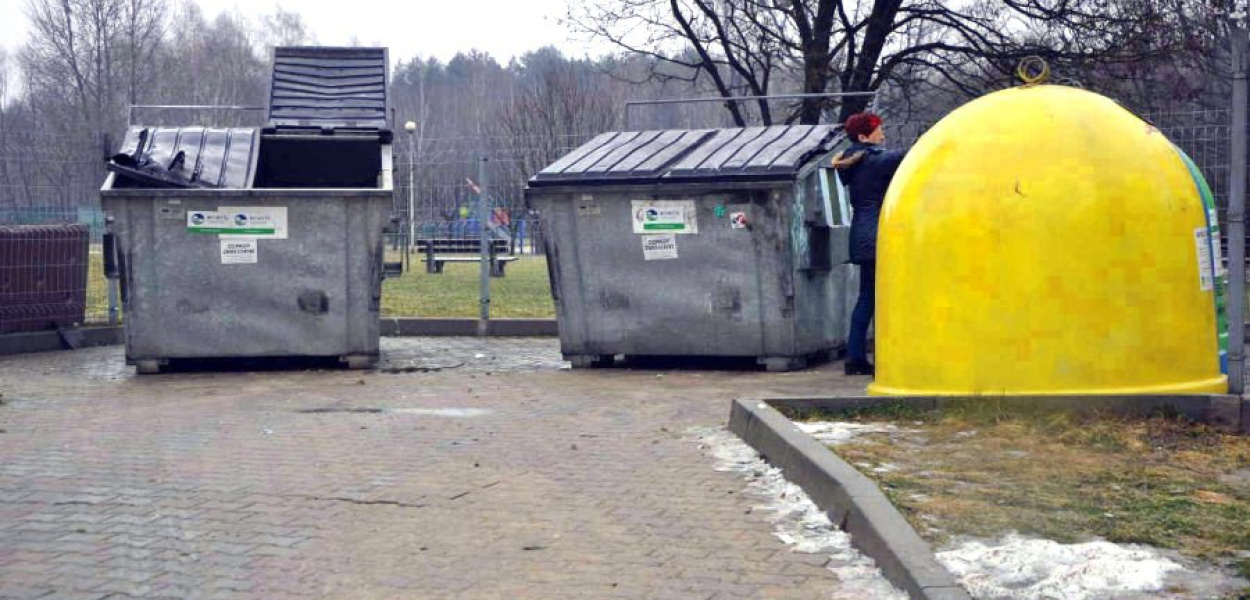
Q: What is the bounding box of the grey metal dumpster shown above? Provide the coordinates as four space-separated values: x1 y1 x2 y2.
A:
100 47 394 373
526 125 856 371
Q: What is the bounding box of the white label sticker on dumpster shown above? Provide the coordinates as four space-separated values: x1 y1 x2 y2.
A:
1195 227 1214 291
642 234 678 260
632 200 698 234
218 207 288 239
220 238 258 264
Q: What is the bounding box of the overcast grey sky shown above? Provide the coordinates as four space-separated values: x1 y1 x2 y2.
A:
0 0 608 63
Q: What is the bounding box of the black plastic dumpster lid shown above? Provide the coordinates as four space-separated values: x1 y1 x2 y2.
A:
267 46 390 132
529 125 840 186
107 127 258 189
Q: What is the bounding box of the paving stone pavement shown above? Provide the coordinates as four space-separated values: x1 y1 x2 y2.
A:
0 337 870 600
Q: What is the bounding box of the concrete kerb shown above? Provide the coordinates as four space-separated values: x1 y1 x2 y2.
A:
0 326 123 356
727 398 972 600
727 393 1249 600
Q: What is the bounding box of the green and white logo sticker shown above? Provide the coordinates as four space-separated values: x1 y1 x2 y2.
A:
187 210 276 235
631 200 698 234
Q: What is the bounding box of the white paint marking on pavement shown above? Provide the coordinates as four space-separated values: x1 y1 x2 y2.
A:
389 408 493 417
692 427 908 600
936 534 1246 600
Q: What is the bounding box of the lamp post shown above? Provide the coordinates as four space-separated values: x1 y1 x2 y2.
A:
404 121 417 265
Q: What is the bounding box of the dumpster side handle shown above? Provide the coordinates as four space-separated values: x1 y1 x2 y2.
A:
103 232 119 279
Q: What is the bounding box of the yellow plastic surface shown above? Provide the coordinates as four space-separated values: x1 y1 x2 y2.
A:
869 85 1228 396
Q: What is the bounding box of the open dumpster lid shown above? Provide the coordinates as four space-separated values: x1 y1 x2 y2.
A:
529 125 841 187
107 127 258 189
267 46 390 132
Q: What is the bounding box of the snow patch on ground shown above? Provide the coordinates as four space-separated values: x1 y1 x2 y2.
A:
795 421 904 445
936 534 1245 600
692 427 908 600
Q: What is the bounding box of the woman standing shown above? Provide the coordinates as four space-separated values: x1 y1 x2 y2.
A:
833 113 906 376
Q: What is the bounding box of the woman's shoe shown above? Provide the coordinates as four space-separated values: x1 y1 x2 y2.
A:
844 360 875 376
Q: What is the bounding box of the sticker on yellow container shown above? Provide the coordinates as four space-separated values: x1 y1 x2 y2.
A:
1176 147 1228 374
1195 228 1214 292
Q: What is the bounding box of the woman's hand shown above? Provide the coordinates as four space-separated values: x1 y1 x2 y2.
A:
831 151 865 170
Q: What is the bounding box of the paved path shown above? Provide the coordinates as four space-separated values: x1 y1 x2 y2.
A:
0 338 869 600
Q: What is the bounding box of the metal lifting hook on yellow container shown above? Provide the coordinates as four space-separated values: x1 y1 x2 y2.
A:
1016 56 1051 86
868 60 1228 396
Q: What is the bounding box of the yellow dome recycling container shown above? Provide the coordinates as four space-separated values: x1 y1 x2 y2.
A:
869 85 1228 396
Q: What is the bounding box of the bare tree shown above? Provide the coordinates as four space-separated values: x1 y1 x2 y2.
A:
0 49 9 108
572 0 1188 125
21 0 169 135
150 5 269 117
259 7 316 49
119 0 168 107
498 47 620 181
0 48 12 206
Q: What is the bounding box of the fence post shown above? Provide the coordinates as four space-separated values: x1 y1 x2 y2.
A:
1228 23 1248 395
478 155 491 336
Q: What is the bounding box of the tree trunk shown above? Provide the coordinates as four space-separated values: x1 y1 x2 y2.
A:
837 0 903 122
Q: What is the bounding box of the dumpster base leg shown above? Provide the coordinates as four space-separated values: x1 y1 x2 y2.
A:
340 355 378 370
566 354 615 369
759 356 808 373
134 359 166 375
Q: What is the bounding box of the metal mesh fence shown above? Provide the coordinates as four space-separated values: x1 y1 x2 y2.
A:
0 223 100 333
1141 109 1244 269
0 109 1242 330
380 218 554 319
381 145 567 320
1147 109 1231 210
0 208 113 329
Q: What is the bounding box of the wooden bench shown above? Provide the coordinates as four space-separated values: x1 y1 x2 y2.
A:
429 255 519 277
417 238 510 255
418 238 516 277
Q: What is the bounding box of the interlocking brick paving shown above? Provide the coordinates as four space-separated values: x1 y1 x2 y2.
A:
0 338 870 600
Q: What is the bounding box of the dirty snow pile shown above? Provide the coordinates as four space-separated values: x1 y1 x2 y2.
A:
936 534 1245 600
692 427 908 600
795 421 905 445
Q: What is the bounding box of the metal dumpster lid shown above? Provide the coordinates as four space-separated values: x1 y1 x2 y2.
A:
107 126 258 189
529 125 841 187
267 46 389 132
